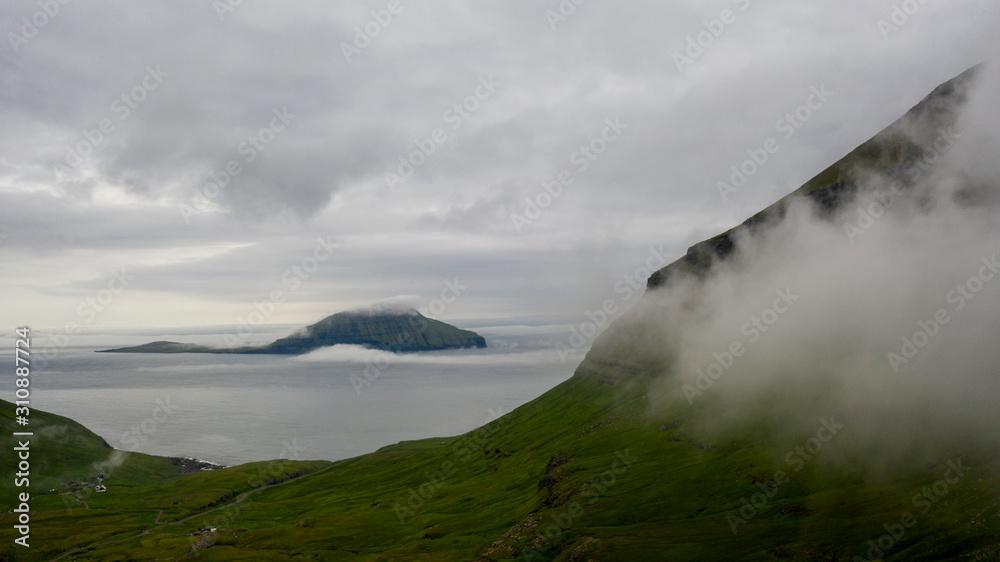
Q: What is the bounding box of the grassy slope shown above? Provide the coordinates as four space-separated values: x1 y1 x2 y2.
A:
0 400 329 561
264 310 486 354
0 397 184 495
4 361 999 561
105 310 487 355
5 66 998 561
101 341 216 353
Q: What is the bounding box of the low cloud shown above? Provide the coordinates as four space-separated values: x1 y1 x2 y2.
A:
293 343 564 366
346 295 422 315
632 64 1000 474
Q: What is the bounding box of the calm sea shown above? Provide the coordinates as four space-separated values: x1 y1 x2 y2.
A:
0 323 579 466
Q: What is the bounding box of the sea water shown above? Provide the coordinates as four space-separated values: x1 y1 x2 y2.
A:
0 323 578 466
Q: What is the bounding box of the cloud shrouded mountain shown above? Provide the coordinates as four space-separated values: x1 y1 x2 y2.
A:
5 66 1000 561
582 63 1000 476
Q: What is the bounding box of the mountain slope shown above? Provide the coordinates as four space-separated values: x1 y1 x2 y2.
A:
0 398 184 496
0 398 329 561
103 307 486 355
5 370 999 560
257 307 487 354
5 66 999 561
100 341 216 353
648 64 983 290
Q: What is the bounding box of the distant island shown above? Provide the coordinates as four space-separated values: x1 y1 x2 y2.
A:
100 307 487 355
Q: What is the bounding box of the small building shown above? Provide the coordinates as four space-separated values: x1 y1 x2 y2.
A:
95 485 107 493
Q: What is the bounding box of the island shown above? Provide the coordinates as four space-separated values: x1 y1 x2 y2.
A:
101 307 487 355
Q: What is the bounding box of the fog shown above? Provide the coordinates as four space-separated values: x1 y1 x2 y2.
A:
346 295 423 315
294 344 565 366
637 63 1000 474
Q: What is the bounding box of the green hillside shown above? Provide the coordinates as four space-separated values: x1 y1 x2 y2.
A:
102 308 486 355
0 398 330 561
0 397 183 496
260 308 486 354
3 365 999 560
99 341 216 354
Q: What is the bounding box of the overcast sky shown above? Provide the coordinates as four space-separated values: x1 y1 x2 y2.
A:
0 0 997 334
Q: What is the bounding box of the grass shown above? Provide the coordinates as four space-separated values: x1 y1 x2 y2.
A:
3 359 999 560
3 66 995 561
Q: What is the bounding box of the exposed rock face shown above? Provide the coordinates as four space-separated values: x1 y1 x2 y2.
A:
647 65 982 291
575 65 985 388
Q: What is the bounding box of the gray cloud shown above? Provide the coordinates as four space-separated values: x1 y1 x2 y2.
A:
0 0 998 329
627 64 1000 473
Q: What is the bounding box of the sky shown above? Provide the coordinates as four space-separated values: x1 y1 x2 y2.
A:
1 0 998 336
625 61 1000 473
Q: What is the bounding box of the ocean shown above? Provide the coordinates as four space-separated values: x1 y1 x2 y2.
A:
0 323 579 466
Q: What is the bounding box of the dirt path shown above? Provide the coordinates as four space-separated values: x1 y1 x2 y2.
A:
47 464 336 561
64 492 90 510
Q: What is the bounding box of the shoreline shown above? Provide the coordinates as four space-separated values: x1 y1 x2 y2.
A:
167 456 226 474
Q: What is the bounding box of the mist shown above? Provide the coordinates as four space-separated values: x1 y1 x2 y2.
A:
346 295 423 315
293 344 564 366
638 63 1000 474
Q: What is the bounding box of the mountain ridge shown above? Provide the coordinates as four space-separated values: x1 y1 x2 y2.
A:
648 63 984 291
7 65 999 561
101 307 486 354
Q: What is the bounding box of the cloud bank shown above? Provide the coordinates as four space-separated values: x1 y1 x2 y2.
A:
636 64 1000 472
1 2 998 329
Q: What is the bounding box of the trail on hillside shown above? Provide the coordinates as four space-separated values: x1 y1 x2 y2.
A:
47 463 337 562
